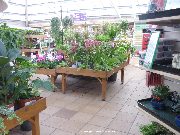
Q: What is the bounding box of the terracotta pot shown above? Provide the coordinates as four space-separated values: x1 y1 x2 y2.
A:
15 96 42 108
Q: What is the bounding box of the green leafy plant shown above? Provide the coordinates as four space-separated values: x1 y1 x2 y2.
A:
152 85 170 101
0 106 23 135
62 16 73 29
140 121 175 135
0 23 25 50
50 17 63 47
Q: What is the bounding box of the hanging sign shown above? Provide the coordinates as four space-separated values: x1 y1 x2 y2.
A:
72 13 87 21
143 31 160 69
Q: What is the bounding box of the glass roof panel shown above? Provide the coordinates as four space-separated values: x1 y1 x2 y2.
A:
1 0 150 27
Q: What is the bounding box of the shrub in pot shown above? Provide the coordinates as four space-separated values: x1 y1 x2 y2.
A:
151 85 170 110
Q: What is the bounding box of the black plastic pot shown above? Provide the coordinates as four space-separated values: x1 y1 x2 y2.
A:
108 73 117 82
20 121 32 131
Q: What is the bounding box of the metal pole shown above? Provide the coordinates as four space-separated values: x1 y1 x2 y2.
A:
25 0 28 27
60 6 63 45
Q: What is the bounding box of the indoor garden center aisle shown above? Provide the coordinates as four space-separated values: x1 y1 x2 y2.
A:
10 64 152 135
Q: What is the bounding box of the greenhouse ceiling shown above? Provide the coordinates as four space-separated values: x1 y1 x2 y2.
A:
0 0 149 28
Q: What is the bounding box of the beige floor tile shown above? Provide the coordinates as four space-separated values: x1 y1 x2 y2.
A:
71 112 94 123
40 125 56 135
102 102 124 111
96 109 118 118
88 115 113 128
41 106 62 116
51 129 75 135
39 113 51 123
79 124 105 135
59 120 86 133
102 129 127 135
120 105 139 115
53 108 77 119
108 119 133 133
41 116 66 129
116 112 137 123
80 104 102 114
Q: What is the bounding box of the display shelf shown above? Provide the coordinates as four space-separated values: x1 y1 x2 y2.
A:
56 61 129 101
137 98 179 135
21 48 41 53
138 8 180 25
2 98 46 135
25 35 47 39
144 68 180 81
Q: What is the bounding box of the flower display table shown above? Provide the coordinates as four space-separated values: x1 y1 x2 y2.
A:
36 68 57 85
2 98 46 135
56 61 129 100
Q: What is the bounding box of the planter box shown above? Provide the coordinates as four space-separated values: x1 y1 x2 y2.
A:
36 68 56 76
56 61 129 100
1 98 46 135
56 61 128 78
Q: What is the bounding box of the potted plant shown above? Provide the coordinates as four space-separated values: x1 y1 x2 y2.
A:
175 115 180 127
140 121 175 135
151 85 170 110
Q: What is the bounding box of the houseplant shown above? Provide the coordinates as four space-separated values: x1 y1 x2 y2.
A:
140 121 175 135
151 85 170 110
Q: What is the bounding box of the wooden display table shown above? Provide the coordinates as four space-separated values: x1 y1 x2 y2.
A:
2 98 46 135
36 68 57 85
56 61 129 100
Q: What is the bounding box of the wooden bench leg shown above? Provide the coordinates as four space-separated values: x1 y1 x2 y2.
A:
62 74 67 94
31 114 40 135
121 68 124 84
101 78 107 101
51 75 57 92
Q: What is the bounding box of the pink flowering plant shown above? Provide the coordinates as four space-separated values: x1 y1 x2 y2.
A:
34 53 65 69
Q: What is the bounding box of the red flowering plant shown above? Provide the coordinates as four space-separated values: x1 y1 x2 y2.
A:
151 85 170 101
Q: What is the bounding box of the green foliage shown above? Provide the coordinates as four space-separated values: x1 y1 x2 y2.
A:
13 59 54 100
0 23 25 50
140 122 175 135
50 17 63 46
62 16 73 29
101 20 129 41
152 85 170 100
95 34 110 42
36 60 63 69
0 106 22 135
25 29 44 35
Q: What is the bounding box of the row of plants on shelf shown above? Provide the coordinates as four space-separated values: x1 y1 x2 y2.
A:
140 121 175 135
149 84 180 128
32 53 67 69
0 23 25 49
25 29 44 35
53 20 134 71
0 39 53 134
61 39 132 71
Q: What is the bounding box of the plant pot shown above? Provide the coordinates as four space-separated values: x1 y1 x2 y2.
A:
150 99 165 110
175 115 180 127
15 97 42 131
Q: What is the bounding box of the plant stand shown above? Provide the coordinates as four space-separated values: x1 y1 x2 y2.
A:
56 61 128 101
2 98 46 135
36 68 57 90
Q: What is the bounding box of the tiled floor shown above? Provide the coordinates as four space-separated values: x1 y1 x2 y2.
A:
10 62 153 135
